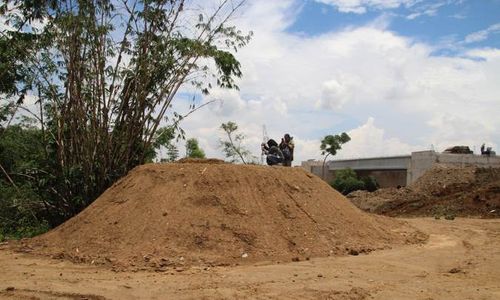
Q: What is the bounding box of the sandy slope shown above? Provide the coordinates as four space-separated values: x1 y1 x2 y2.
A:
1 218 499 299
25 162 421 269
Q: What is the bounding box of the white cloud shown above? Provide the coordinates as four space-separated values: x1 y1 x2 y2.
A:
404 1 445 19
314 0 459 21
449 13 466 20
406 12 421 20
164 0 500 165
336 117 420 158
318 75 362 109
314 0 418 14
464 23 500 44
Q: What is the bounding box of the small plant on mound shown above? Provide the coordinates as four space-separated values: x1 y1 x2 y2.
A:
444 214 456 220
331 169 379 195
219 121 256 164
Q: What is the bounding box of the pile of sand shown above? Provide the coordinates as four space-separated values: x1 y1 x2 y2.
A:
23 162 423 270
348 165 500 218
411 164 478 195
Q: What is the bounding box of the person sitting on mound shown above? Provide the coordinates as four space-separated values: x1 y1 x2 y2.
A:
279 133 294 167
261 139 284 166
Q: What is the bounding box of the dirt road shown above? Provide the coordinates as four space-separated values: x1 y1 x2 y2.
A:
1 218 499 299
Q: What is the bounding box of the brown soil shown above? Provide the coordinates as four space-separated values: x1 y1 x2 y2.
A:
16 162 423 271
1 218 499 299
348 165 500 218
176 158 226 164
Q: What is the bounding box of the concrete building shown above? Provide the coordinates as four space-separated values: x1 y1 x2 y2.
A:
301 150 500 188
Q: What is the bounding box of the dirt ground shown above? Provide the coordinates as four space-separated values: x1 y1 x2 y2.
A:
1 218 499 300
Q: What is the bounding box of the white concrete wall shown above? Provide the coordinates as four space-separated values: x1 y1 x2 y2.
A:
406 151 438 185
437 153 500 167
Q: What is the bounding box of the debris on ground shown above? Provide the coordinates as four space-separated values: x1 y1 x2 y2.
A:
348 165 500 218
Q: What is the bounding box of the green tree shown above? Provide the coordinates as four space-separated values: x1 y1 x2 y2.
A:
166 143 179 162
219 121 255 164
0 118 51 238
320 132 351 179
331 169 365 195
186 138 205 159
0 0 251 226
152 127 179 162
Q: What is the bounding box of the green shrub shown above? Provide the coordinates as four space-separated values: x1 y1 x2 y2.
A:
331 169 366 195
362 176 379 192
0 212 50 240
0 185 50 239
331 169 379 195
0 122 54 238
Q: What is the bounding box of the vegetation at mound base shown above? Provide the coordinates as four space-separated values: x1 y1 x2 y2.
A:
0 0 250 238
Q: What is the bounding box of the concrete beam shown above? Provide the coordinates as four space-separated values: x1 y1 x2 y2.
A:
328 155 411 171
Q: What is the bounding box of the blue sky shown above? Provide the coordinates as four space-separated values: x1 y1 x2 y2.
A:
289 0 500 50
172 0 500 164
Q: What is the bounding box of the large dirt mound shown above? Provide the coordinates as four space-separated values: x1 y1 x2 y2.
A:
349 165 500 218
23 163 423 270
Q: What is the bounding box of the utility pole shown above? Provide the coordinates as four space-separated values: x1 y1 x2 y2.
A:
261 125 268 165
